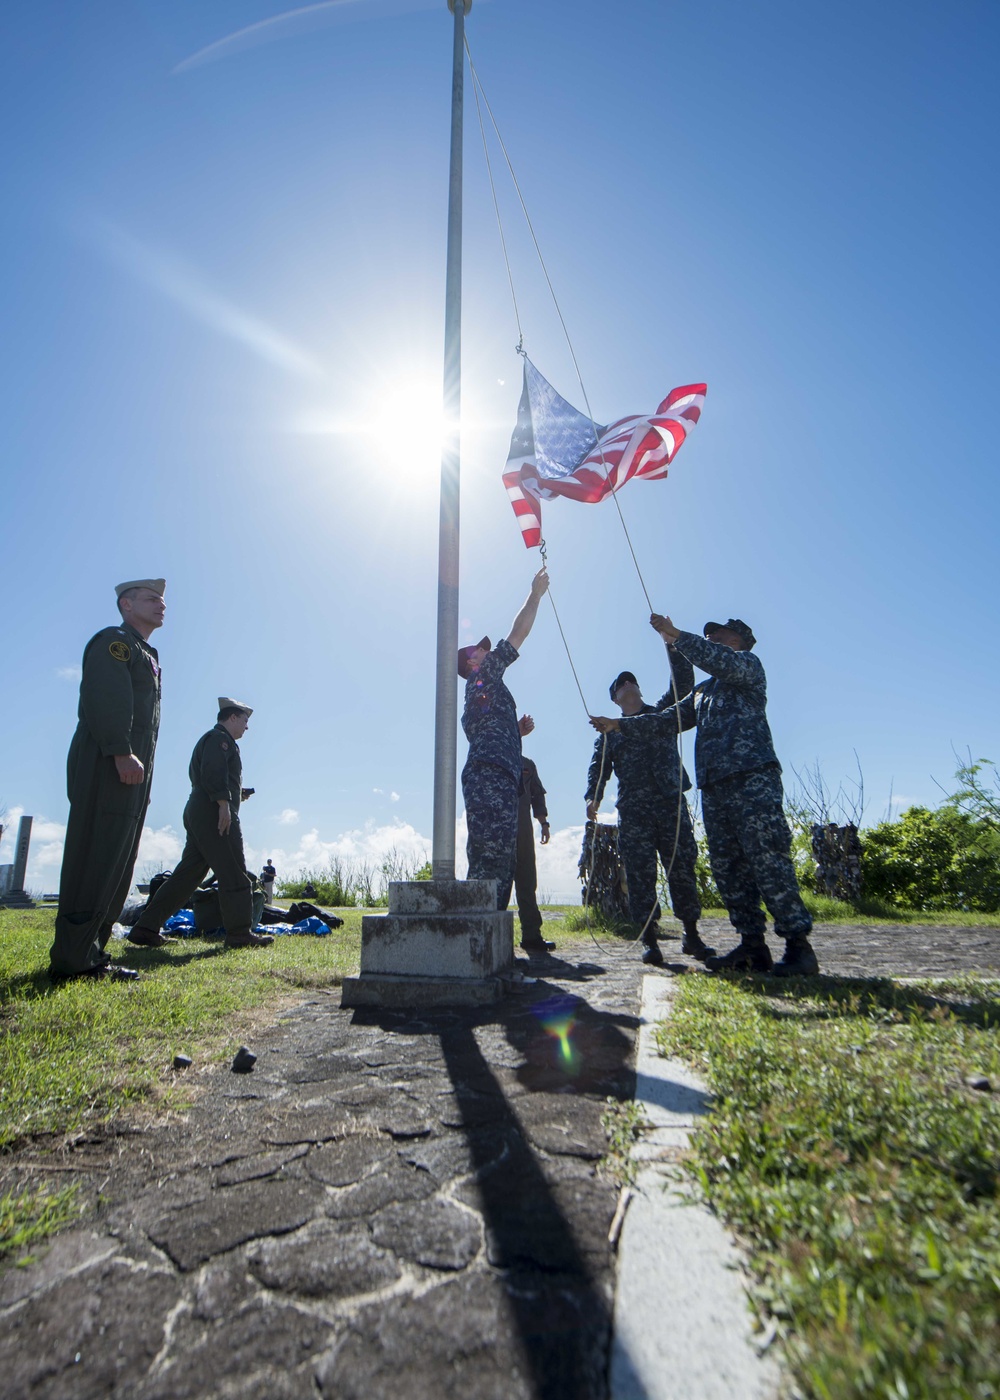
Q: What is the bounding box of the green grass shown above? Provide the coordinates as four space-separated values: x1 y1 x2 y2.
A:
0 908 363 1152
798 894 1000 926
0 1183 83 1261
601 1097 646 1187
656 974 1000 1399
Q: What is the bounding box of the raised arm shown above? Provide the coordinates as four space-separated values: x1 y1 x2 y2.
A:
656 642 695 708
507 568 549 651
650 613 765 689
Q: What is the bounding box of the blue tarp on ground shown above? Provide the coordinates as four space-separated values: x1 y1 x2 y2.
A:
161 910 332 937
265 917 331 937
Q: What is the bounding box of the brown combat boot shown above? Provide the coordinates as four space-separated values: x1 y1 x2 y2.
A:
224 928 274 949
127 926 177 947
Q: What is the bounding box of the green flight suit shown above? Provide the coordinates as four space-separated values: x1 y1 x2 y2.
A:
51 623 161 975
137 725 254 937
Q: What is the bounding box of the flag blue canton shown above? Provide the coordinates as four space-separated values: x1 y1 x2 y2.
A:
525 360 605 480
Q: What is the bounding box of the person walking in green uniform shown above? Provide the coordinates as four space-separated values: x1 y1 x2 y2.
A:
50 578 166 982
130 699 274 949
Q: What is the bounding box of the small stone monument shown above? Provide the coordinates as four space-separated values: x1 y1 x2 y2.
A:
0 816 37 908
341 878 514 1008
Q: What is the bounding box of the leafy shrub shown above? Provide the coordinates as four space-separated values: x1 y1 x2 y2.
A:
861 805 1000 912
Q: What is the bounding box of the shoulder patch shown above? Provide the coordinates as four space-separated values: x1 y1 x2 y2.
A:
221 741 229 750
109 640 131 662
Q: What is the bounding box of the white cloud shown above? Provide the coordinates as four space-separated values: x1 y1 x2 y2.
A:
278 808 300 825
246 821 430 882
56 665 82 682
136 825 184 873
390 792 400 803
372 788 383 795
1 808 184 893
457 811 587 904
4 799 588 909
534 823 587 905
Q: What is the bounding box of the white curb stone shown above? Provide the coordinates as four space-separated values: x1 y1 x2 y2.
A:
610 974 781 1400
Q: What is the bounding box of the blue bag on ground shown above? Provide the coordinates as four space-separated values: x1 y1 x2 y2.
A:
291 917 330 936
164 908 197 932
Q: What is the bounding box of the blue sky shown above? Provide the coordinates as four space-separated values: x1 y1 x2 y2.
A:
1 0 997 899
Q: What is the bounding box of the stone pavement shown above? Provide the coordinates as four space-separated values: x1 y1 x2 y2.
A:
3 918 998 1400
1 949 644 1400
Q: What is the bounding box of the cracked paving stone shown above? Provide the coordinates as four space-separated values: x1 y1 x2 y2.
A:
455 1167 615 1272
284 1053 365 1083
323 1161 436 1219
314 1268 611 1400
316 1273 529 1400
137 1301 334 1400
248 1219 401 1297
436 1089 509 1129
0 1230 119 1309
261 1103 361 1145
399 1124 516 1183
368 1101 432 1138
213 1143 310 1186
148 1177 325 1271
513 1094 608 1159
370 1196 481 1270
0 1256 182 1400
303 1134 398 1186
192 1258 259 1321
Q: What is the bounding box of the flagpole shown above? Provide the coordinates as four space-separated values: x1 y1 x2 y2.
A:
431 0 469 880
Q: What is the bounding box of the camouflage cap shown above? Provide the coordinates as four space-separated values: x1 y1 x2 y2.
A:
218 696 254 716
457 636 491 679
115 578 165 598
610 670 639 700
704 618 756 649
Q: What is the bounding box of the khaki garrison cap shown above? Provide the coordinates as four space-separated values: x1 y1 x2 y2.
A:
115 578 166 598
218 696 254 716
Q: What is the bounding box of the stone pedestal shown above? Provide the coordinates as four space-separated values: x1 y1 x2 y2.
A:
341 879 514 1008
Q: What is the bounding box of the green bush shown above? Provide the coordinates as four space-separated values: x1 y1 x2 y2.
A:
861 805 1000 912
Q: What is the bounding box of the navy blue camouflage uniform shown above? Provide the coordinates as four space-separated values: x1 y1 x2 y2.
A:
586 649 701 932
462 638 522 908
623 632 812 945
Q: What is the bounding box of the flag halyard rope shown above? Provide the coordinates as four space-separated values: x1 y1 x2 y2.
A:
465 39 692 961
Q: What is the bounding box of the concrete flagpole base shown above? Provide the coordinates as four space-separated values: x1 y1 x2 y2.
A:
340 878 515 1008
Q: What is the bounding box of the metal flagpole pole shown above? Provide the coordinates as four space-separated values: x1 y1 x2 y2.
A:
431 0 469 879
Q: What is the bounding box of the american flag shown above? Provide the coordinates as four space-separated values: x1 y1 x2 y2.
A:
502 358 707 548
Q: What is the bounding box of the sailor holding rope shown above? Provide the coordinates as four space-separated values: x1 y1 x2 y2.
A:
591 614 819 977
584 658 716 967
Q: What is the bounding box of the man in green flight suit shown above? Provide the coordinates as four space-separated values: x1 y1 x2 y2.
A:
130 698 274 949
50 578 166 982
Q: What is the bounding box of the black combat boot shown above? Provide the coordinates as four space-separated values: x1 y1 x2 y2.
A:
641 935 665 967
681 922 717 963
772 937 819 977
705 938 773 974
